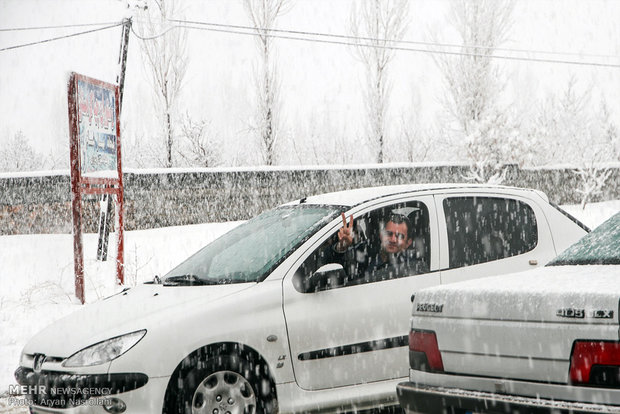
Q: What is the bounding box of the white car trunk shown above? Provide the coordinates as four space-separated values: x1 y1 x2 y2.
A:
412 266 620 383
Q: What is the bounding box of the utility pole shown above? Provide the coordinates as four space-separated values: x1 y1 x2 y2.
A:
97 17 132 261
117 17 132 112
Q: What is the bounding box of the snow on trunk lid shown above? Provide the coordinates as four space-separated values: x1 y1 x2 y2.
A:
411 265 620 383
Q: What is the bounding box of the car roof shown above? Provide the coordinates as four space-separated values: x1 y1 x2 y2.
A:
286 183 545 208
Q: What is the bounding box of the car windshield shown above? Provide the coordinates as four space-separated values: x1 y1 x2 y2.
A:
548 212 620 266
163 204 345 285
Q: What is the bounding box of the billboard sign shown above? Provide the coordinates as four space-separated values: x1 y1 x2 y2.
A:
76 78 118 176
68 72 124 304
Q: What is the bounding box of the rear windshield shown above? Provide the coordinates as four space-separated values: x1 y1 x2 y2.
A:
548 212 620 266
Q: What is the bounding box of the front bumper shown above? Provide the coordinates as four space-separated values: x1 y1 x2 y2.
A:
13 367 167 413
397 382 620 414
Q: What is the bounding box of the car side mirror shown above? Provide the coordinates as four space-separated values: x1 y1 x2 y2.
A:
305 263 345 293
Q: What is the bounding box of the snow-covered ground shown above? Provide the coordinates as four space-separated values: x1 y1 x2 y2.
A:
0 200 618 410
0 221 241 401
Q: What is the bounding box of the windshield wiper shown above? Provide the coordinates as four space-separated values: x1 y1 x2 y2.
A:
163 275 219 286
144 275 162 284
548 258 620 266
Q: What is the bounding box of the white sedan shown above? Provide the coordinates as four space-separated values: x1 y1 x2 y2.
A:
15 184 587 414
397 211 620 413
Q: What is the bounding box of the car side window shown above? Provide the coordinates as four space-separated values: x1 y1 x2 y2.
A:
293 201 431 293
443 196 538 269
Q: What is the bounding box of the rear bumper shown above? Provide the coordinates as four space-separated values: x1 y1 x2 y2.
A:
397 382 620 414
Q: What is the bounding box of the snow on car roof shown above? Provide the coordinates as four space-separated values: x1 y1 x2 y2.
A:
288 183 542 207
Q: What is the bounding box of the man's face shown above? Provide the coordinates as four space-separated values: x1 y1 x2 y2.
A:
380 221 412 254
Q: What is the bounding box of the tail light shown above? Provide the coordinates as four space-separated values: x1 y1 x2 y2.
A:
569 341 620 386
409 329 444 372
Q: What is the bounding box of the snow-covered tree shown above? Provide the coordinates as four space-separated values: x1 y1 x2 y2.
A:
0 130 43 172
349 0 409 164
463 110 523 184
573 98 616 208
136 0 188 168
527 78 619 208
122 131 162 168
243 0 290 166
528 78 589 165
434 0 519 183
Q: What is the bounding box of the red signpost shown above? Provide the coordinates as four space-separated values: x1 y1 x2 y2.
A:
68 72 124 304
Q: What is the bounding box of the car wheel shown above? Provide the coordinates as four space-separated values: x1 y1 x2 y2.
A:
167 354 276 414
191 369 256 414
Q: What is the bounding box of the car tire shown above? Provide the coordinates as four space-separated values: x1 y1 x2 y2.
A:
166 354 277 414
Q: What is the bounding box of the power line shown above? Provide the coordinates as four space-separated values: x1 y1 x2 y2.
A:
6 16 616 69
169 18 620 62
0 22 121 32
161 20 620 69
0 23 123 52
129 23 178 41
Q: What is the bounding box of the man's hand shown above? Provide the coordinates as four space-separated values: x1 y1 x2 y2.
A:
335 212 354 252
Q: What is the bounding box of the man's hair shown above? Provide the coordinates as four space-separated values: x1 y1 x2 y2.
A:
386 213 411 238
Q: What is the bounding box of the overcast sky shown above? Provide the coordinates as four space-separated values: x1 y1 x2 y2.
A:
1 0 619 165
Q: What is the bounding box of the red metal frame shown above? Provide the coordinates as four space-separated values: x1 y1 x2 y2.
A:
68 72 124 304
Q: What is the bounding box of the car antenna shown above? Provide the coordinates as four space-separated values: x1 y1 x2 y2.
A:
299 197 307 204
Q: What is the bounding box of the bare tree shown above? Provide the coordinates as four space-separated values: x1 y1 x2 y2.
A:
0 130 43 172
243 0 290 166
398 119 433 164
434 0 518 182
137 0 188 167
286 109 361 165
176 113 221 168
392 90 434 163
349 0 409 163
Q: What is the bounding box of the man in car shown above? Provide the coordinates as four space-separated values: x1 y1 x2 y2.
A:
334 212 428 280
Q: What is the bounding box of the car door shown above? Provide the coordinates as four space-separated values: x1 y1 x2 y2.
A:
282 195 440 391
436 192 555 285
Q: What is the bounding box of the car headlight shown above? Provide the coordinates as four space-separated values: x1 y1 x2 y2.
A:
19 352 31 366
62 330 146 368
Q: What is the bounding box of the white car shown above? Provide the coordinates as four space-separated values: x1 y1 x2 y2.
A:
15 184 587 414
397 212 620 414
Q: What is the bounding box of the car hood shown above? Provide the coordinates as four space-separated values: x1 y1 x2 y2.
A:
22 282 254 358
414 265 620 323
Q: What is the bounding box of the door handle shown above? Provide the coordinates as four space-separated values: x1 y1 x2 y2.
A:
529 259 538 266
